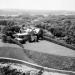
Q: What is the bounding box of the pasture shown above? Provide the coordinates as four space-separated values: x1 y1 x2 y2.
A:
23 40 75 57
0 39 34 63
1 39 75 71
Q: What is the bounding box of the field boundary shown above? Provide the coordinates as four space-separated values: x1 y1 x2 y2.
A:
0 57 75 74
43 35 75 50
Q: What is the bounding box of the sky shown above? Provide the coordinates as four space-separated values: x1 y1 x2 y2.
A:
0 0 75 11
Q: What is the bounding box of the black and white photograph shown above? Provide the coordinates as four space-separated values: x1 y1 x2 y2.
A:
0 0 75 75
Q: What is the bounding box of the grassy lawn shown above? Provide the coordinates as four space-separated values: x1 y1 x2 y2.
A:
23 40 75 57
24 49 75 71
0 46 35 64
1 39 75 72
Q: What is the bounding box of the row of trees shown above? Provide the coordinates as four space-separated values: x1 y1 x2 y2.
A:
0 20 17 26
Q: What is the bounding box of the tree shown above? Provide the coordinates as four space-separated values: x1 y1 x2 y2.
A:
2 25 20 42
3 25 20 36
50 27 65 37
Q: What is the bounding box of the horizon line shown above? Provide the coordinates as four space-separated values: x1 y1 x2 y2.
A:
0 8 75 12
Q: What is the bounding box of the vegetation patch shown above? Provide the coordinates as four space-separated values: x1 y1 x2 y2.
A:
24 49 75 71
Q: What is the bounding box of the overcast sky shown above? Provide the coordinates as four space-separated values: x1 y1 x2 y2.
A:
0 0 75 11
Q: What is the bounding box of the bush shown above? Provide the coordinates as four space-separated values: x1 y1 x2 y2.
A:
10 38 24 48
2 25 20 35
50 28 65 37
2 34 7 43
0 65 23 75
2 34 24 48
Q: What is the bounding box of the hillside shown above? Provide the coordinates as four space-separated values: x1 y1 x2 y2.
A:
0 46 34 64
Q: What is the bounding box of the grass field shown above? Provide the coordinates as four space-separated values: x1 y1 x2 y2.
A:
1 39 75 71
0 46 35 64
24 49 75 71
22 40 75 71
23 40 75 57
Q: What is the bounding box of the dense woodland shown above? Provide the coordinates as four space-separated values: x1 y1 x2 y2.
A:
0 14 75 46
35 15 75 44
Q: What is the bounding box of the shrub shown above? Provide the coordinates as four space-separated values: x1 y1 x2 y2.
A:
50 28 65 37
0 65 23 75
2 34 7 43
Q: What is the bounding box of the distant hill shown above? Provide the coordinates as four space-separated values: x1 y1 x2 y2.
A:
0 9 75 16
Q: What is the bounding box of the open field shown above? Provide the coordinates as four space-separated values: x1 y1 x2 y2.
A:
23 40 75 57
0 39 34 63
1 39 75 71
0 46 35 63
1 39 75 57
22 40 75 71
